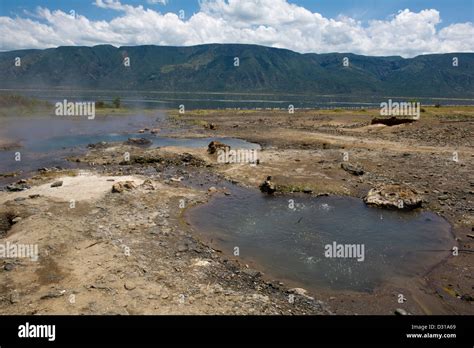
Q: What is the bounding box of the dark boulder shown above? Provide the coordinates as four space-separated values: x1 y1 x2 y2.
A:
259 176 277 194
208 141 230 154
125 138 152 146
341 162 364 176
371 117 416 126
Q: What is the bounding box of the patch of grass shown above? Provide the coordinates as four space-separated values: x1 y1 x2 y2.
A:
95 107 131 115
0 95 51 108
0 94 52 117
0 210 16 237
192 119 209 127
276 183 320 194
167 110 182 121
39 170 78 179
0 172 20 178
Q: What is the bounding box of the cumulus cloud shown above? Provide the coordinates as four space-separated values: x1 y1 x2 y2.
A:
0 0 472 57
147 0 168 4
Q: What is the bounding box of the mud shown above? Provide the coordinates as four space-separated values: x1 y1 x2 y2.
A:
0 106 472 315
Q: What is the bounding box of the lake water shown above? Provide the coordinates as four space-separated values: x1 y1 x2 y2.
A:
188 189 453 292
2 89 473 109
0 112 259 178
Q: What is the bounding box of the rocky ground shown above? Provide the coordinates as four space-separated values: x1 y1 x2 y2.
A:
0 139 20 151
166 107 474 314
0 160 329 315
0 106 472 315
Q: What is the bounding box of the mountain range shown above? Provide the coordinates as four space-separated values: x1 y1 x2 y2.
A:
1 44 473 97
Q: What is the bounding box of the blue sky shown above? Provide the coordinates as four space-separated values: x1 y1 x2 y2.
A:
0 0 473 56
2 0 472 26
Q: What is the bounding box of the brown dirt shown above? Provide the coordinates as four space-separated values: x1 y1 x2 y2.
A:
0 106 472 315
0 171 328 315
164 107 473 314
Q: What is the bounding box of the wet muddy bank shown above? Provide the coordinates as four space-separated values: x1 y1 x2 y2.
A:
1 107 472 314
0 168 332 315
186 188 454 292
167 108 473 314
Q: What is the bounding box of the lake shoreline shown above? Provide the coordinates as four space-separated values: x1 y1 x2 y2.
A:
0 106 472 314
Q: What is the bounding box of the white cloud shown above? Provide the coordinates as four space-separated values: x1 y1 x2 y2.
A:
147 0 168 4
0 0 472 57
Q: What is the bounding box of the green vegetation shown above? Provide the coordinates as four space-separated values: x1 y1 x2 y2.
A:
112 97 121 109
0 94 51 116
0 95 50 108
1 44 473 97
95 98 121 109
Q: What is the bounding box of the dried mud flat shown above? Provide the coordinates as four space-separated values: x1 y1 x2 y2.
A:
0 107 473 315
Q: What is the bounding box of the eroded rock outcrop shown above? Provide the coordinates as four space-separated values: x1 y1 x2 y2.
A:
341 162 364 176
87 141 108 149
140 179 156 191
6 181 30 192
112 181 137 193
207 141 230 155
259 176 277 194
125 138 152 146
364 184 422 210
